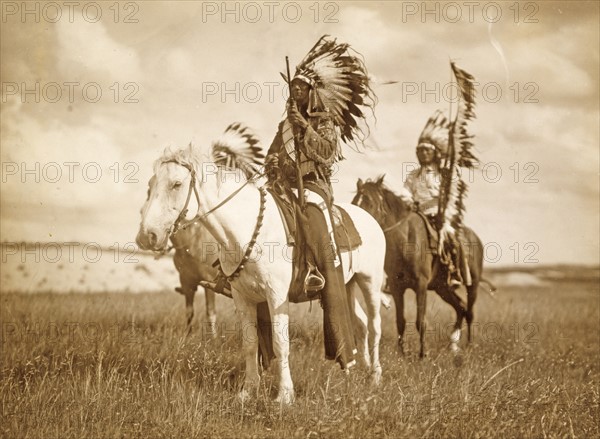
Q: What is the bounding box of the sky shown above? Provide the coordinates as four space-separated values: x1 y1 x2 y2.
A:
1 1 598 267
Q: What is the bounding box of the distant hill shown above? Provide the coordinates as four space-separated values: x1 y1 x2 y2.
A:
485 264 600 284
1 242 180 294
1 242 598 294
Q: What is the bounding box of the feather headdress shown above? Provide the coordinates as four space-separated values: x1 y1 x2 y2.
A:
283 35 377 152
210 122 264 178
417 110 451 154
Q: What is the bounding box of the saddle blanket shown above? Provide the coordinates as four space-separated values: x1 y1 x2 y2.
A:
269 188 362 252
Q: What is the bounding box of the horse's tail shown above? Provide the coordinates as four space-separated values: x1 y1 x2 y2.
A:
479 276 498 297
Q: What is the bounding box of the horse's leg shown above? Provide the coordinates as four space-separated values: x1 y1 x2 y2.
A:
232 293 260 401
184 289 196 335
464 229 483 344
348 278 370 369
435 284 467 352
176 281 197 335
466 280 479 343
267 298 294 405
415 277 428 359
355 273 382 385
391 285 407 355
204 288 217 339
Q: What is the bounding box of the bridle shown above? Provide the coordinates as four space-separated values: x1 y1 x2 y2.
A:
165 160 254 236
152 161 265 271
170 162 200 235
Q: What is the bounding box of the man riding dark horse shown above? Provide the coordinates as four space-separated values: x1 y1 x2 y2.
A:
399 110 471 289
264 36 376 370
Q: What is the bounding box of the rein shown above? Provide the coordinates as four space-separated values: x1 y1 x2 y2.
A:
220 186 267 281
383 219 405 233
173 172 255 235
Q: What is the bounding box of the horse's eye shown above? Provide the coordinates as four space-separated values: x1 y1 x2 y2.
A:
172 181 182 190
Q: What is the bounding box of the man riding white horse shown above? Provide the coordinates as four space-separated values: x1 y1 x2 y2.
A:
264 36 377 370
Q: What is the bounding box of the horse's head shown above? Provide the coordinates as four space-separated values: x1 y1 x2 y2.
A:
136 145 204 252
136 123 264 252
351 175 411 226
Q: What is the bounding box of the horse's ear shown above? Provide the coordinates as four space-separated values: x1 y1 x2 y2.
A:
357 178 363 190
376 174 386 186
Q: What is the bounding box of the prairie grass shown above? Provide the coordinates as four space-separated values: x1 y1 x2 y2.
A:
1 279 598 438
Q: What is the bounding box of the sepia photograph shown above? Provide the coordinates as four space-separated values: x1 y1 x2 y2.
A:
1 1 598 438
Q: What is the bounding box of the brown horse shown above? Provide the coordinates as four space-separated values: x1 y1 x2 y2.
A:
141 176 218 336
172 220 219 337
352 175 487 358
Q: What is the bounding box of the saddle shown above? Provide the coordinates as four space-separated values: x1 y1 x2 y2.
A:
267 187 362 303
416 211 473 286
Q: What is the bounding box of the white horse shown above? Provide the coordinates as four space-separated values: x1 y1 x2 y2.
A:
136 141 386 404
143 124 265 337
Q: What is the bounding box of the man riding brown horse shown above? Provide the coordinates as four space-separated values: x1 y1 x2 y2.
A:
399 110 470 289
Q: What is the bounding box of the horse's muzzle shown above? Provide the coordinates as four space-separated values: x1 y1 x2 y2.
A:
136 227 168 252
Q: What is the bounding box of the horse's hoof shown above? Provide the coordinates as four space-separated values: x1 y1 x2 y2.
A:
453 354 464 368
207 323 217 340
359 355 371 370
238 386 258 403
449 343 461 353
370 366 382 386
449 328 462 344
274 388 295 405
397 340 405 356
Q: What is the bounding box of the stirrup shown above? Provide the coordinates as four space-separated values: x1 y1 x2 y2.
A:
199 274 232 298
304 264 325 294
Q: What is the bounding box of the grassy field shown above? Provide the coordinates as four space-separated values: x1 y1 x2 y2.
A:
1 278 598 438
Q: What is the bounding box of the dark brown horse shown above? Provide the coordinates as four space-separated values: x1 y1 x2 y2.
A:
352 175 488 358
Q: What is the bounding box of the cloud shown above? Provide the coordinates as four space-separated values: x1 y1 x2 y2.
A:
55 19 142 82
1 2 598 266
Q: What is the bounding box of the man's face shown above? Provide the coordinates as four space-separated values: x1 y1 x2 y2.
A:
291 79 310 106
416 147 436 166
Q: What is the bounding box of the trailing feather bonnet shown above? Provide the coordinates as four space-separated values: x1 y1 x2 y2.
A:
416 62 478 250
282 35 377 157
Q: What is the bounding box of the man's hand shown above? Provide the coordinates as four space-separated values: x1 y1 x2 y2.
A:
264 154 280 182
287 100 308 130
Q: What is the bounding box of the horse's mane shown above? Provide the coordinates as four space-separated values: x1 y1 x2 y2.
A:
361 175 410 220
153 144 207 175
